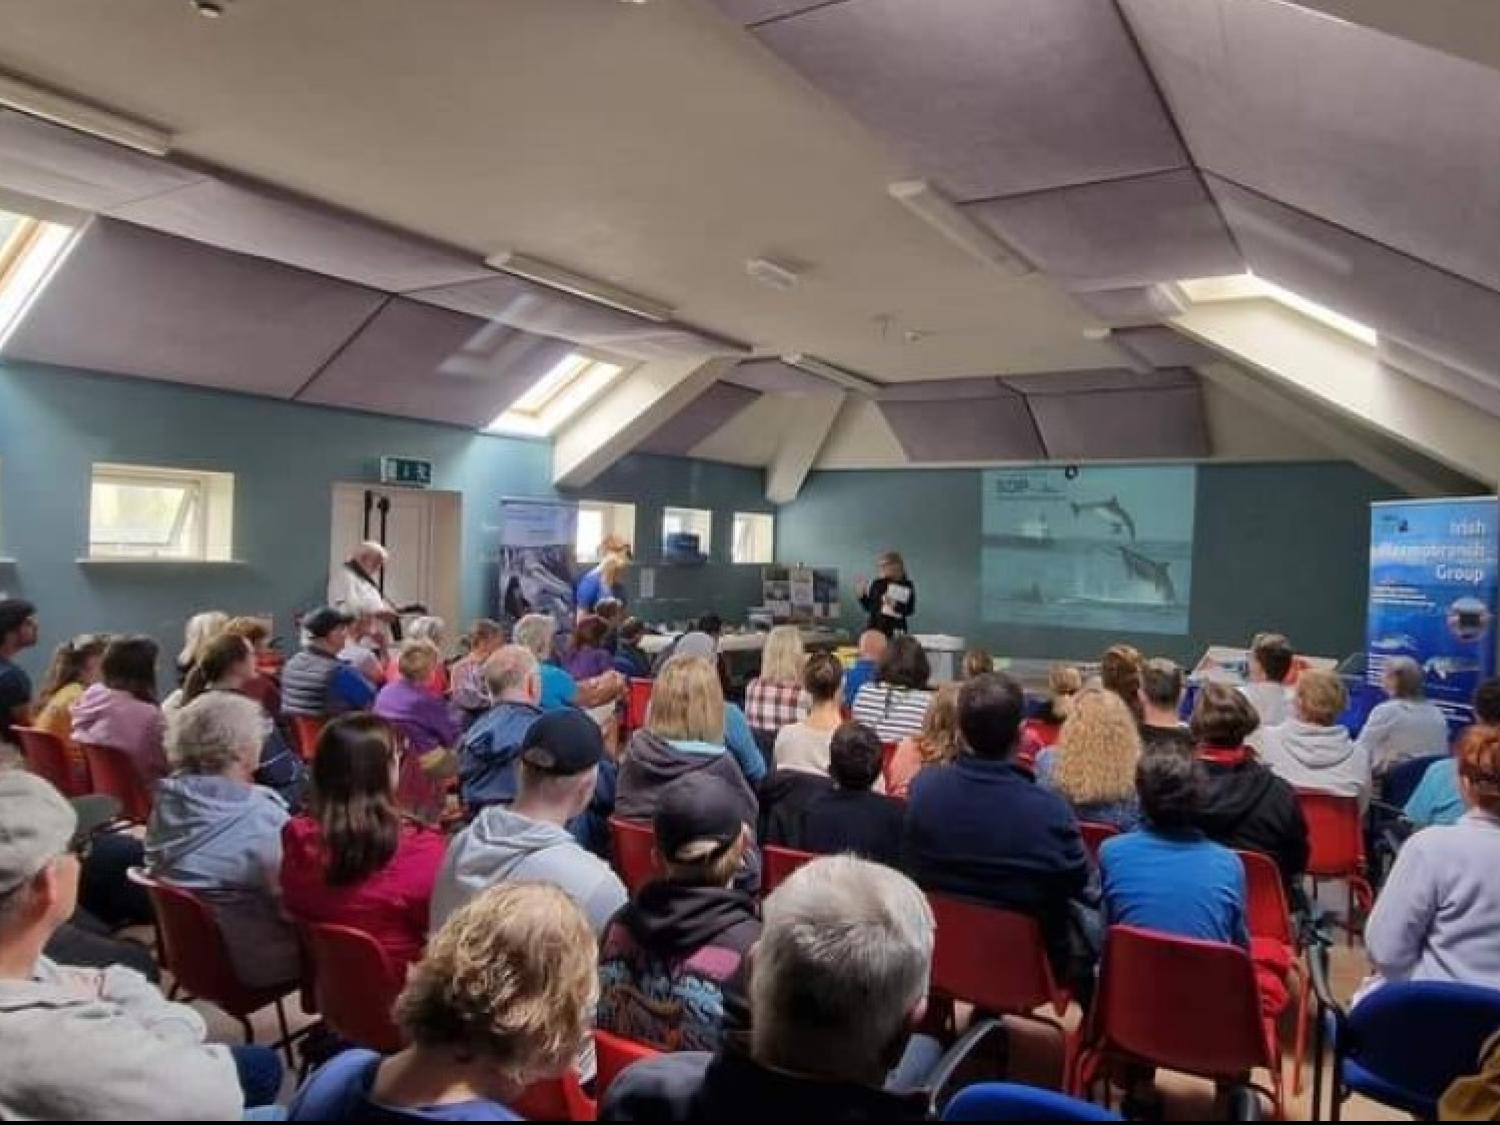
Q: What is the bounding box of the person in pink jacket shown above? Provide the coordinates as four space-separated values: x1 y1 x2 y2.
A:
71 635 168 786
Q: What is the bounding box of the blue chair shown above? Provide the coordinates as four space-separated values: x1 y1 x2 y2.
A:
943 1083 1120 1122
1310 942 1500 1120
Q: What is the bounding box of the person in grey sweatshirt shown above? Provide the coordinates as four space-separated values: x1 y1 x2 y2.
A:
0 769 247 1119
431 709 626 934
1252 670 1371 809
1358 656 1452 776
145 692 299 990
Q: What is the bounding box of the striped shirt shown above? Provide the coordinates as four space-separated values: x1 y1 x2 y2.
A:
744 679 810 734
852 683 935 744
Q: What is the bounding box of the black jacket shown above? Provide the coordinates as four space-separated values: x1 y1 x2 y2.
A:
791 788 904 869
859 577 916 636
1192 749 1310 885
759 769 834 846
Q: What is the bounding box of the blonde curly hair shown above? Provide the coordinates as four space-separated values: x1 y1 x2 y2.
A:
1052 686 1141 806
916 683 963 766
396 883 598 1086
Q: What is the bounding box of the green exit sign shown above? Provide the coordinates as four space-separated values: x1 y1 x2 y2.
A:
380 456 433 488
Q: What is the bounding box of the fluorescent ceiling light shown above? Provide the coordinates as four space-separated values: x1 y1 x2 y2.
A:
888 179 1033 277
486 250 674 323
1178 272 1377 347
0 210 79 352
0 71 172 157
486 352 626 437
782 353 884 396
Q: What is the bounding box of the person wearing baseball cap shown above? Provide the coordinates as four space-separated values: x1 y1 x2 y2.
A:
281 605 376 719
597 772 759 1054
431 710 626 936
0 770 252 1118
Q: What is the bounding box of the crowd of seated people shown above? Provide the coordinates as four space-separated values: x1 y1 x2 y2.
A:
10 586 1500 1120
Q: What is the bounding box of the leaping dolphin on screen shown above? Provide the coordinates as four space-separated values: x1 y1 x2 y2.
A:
1117 545 1176 604
1071 496 1137 541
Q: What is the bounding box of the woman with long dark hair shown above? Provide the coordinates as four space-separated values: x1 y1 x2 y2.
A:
280 713 446 970
71 635 167 786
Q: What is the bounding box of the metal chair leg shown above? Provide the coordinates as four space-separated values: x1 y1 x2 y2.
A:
273 997 296 1069
237 1014 256 1045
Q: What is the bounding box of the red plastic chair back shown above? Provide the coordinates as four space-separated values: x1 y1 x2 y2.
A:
291 716 327 762
1297 790 1364 877
763 844 817 895
1240 849 1294 946
595 1029 662 1102
79 742 154 822
609 817 664 893
626 679 653 732
512 1071 596 1121
928 893 1068 1017
1078 822 1119 863
1089 924 1272 1081
14 726 88 798
304 923 405 1052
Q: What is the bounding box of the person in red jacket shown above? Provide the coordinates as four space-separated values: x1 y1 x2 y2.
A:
280 713 446 971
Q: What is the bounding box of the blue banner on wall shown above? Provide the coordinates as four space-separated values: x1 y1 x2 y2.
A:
1367 497 1499 728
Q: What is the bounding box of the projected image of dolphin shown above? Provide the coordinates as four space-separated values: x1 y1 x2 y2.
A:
1071 496 1137 541
1117 545 1176 604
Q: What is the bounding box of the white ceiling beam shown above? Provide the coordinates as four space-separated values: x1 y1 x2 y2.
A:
551 354 736 488
765 391 846 504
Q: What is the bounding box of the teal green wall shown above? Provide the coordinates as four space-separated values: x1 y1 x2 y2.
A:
0 361 770 681
777 462 1402 664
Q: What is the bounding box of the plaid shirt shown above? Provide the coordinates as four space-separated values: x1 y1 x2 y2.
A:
744 679 811 733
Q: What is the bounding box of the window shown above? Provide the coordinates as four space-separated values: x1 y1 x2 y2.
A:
575 500 636 564
485 352 627 437
732 512 775 564
1177 273 1377 346
662 506 712 562
0 207 79 351
88 464 235 561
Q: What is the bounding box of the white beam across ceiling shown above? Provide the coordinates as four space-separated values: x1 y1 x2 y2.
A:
765 391 846 504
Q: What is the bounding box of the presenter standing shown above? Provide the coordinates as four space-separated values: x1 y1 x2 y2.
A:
858 551 916 636
577 534 632 620
331 540 422 643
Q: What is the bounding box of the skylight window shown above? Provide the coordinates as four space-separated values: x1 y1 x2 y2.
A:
1177 272 1377 347
486 352 626 437
0 208 78 351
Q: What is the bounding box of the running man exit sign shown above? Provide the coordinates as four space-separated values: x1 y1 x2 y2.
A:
380 456 433 488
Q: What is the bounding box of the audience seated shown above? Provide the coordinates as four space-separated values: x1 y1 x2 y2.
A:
1139 657 1193 757
961 648 993 680
904 672 1093 984
281 713 446 972
771 651 844 778
0 599 39 751
665 633 767 785
851 635 935 744
448 617 505 721
565 614 616 681
384 616 449 695
843 629 888 710
1253 668 1370 807
146 692 299 990
744 626 810 741
33 633 107 776
1100 644 1145 724
602 855 933 1121
282 607 377 717
597 773 759 1053
886 683 960 800
340 614 390 689
788 722 903 867
1359 656 1451 777
374 639 461 823
515 612 624 713
1239 632 1294 727
175 610 228 687
222 616 283 718
612 617 654 681
1189 683 1309 887
595 598 627 654
290 883 597 1121
1037 686 1143 831
458 644 543 809
71 635 169 786
0 771 269 1118
432 710 626 935
1021 663 1082 754
1364 724 1500 997
1406 677 1500 829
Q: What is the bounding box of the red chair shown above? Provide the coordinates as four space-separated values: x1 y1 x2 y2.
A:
1078 822 1119 863
609 817 664 894
129 868 302 1065
1073 925 1283 1117
762 844 817 895
79 742 154 823
928 894 1079 1084
595 1029 662 1103
512 1071 595 1121
291 716 328 762
626 679 653 733
303 922 404 1053
14 726 89 798
1296 790 1374 942
1240 849 1312 1096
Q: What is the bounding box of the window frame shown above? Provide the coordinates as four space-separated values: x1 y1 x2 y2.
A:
731 511 776 565
485 350 628 438
661 506 713 562
87 462 235 563
575 499 637 565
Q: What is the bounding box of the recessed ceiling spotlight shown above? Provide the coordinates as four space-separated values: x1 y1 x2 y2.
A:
192 0 226 17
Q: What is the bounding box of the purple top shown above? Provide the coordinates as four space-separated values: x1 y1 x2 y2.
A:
565 646 613 681
374 678 460 755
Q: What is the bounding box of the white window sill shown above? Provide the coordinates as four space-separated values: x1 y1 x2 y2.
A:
0 558 16 565
76 557 250 566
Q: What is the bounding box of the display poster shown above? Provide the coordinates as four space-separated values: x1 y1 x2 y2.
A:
498 498 578 631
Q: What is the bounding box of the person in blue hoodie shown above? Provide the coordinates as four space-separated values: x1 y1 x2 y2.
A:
145 691 298 991
458 645 545 810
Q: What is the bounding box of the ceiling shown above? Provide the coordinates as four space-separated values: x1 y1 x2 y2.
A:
0 0 1495 489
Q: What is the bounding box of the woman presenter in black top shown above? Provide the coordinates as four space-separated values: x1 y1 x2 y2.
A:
858 551 916 636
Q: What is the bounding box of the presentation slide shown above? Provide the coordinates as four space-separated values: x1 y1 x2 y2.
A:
980 466 1197 635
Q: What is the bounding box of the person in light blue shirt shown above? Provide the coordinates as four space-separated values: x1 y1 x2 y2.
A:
843 630 887 709
1405 758 1465 828
513 613 622 714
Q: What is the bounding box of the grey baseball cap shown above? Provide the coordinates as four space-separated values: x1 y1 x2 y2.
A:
0 771 109 896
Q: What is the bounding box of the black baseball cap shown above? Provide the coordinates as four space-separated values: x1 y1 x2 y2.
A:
303 606 356 639
521 710 604 775
654 773 744 863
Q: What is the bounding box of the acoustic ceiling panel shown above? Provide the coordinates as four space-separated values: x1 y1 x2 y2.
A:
965 170 1240 290
2 218 384 396
635 382 761 457
1111 326 1220 369
876 376 1013 403
878 394 1044 462
108 178 492 293
0 108 205 212
1005 365 1195 396
298 298 574 427
710 0 834 25
1208 175 1500 385
723 358 831 394
752 0 1186 200
1027 383 1210 460
1123 0 1500 295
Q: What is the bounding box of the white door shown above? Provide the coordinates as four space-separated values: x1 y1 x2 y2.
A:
329 484 461 630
